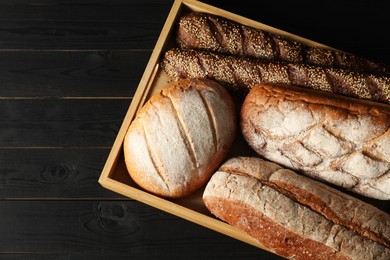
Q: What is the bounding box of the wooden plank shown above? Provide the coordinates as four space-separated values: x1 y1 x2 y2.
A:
0 200 281 259
0 0 173 50
0 51 149 97
1 147 388 213
0 0 387 59
0 99 130 147
0 148 125 199
0 0 387 60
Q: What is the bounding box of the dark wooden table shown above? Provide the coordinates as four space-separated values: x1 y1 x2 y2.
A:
1 0 388 259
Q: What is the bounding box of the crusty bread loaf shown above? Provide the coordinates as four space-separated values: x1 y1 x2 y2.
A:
240 83 390 200
203 157 390 259
176 12 390 75
123 78 236 198
161 48 390 104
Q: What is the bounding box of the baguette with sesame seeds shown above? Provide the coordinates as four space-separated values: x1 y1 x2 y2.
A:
176 12 390 75
161 48 390 104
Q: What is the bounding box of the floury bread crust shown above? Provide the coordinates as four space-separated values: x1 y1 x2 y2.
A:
240 83 390 200
123 78 236 198
203 157 390 259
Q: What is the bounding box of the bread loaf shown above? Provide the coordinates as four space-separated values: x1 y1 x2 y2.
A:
123 78 236 198
203 157 390 259
176 12 390 75
161 48 390 104
240 83 390 200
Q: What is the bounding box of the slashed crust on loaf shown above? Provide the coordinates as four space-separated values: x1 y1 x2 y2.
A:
219 157 390 248
240 83 390 199
124 78 236 198
203 157 390 259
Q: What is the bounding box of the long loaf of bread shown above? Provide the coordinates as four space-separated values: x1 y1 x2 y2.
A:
176 12 390 75
240 83 390 200
203 157 390 259
161 48 390 104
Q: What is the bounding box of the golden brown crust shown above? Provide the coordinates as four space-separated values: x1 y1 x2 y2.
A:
124 78 237 198
176 12 390 75
203 157 390 259
204 197 348 260
161 48 390 104
221 157 390 248
240 84 390 199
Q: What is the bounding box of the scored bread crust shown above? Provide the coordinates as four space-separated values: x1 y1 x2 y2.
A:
123 78 236 198
203 157 390 259
240 83 390 200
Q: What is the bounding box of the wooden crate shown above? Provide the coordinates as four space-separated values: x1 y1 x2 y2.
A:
98 0 385 255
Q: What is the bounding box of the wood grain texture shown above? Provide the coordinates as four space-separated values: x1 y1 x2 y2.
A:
0 99 130 147
0 1 286 258
0 51 150 97
0 148 119 198
0 0 387 259
0 0 173 50
0 201 279 258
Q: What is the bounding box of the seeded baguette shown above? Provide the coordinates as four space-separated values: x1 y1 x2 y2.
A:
203 157 390 259
161 48 390 104
176 12 390 75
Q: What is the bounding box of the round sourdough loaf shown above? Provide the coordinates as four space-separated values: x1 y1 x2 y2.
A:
123 78 237 198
